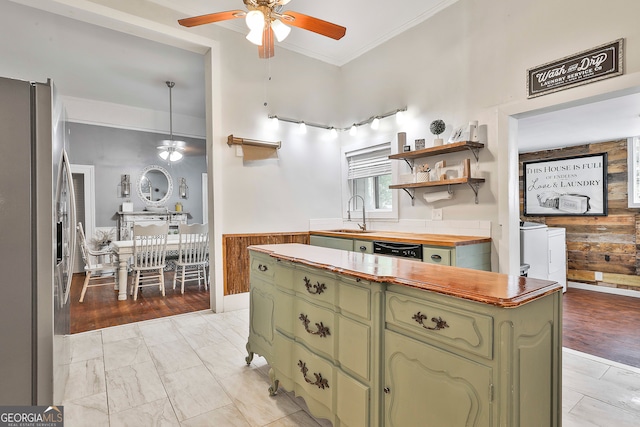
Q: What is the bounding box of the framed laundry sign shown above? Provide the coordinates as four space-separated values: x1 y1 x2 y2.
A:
527 39 624 98
523 153 608 216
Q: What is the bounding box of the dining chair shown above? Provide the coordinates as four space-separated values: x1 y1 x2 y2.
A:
131 223 169 301
173 223 209 294
76 222 118 303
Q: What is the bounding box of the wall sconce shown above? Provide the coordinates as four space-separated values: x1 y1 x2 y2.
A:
120 174 131 198
179 177 188 199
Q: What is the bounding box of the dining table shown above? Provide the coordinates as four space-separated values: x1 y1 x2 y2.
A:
111 235 183 301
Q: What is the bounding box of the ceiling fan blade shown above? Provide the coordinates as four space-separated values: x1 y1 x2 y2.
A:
259 26 275 59
282 11 346 40
178 10 245 28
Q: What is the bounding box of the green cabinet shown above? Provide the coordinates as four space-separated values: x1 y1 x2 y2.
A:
423 242 491 270
384 284 562 427
247 248 561 427
309 235 354 251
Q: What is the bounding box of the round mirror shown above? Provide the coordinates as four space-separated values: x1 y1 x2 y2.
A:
136 165 173 206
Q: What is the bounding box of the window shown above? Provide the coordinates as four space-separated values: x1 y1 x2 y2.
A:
628 137 640 208
344 142 395 218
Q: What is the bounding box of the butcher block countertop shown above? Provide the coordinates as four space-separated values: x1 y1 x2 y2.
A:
309 229 491 246
250 243 561 308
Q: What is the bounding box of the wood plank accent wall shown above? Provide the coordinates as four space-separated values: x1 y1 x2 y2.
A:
222 232 310 295
519 139 640 293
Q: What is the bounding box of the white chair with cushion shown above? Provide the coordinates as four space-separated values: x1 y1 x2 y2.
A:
131 223 169 301
173 223 209 294
77 222 118 303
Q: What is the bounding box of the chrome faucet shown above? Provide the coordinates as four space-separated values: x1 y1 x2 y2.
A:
347 195 367 231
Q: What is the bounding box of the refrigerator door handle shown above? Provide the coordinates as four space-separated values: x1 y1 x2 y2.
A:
62 149 76 305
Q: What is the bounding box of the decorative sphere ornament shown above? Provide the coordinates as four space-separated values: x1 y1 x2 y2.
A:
430 119 446 137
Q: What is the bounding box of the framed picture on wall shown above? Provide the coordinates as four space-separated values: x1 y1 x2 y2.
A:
523 153 608 216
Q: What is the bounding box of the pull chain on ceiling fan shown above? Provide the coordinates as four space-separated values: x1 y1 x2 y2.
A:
178 0 346 58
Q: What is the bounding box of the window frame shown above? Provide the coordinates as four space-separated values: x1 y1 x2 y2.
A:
341 141 398 221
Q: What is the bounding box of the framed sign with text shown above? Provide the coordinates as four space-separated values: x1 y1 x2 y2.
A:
523 153 607 216
527 39 623 98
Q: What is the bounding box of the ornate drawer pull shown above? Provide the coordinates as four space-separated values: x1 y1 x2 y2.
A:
412 311 449 331
258 264 268 272
297 360 329 389
299 313 331 338
303 276 327 295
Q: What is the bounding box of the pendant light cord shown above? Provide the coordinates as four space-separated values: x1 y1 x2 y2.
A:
166 81 175 140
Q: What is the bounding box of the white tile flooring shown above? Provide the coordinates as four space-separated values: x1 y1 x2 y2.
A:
62 309 640 426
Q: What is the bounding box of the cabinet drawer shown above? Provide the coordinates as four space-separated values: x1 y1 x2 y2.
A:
386 292 493 359
422 246 452 265
293 298 336 360
273 333 369 426
354 239 372 254
293 268 337 306
250 253 275 281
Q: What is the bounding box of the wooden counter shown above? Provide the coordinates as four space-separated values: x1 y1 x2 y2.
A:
250 243 560 307
309 230 491 246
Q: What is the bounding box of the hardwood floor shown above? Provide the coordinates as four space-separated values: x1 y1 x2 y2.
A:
70 272 210 334
563 287 640 368
70 271 640 369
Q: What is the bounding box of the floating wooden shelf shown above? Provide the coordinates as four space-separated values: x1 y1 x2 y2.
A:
389 177 485 204
389 177 485 190
389 140 484 161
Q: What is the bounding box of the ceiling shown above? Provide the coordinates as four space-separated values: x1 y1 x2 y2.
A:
4 0 640 151
150 0 460 66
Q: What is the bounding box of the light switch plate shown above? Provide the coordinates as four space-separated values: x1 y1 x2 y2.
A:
432 208 443 220
595 271 603 281
236 146 243 157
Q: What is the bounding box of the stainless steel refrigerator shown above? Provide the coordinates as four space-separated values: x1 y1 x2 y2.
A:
0 77 76 405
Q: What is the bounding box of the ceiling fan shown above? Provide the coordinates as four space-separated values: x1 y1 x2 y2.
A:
178 0 347 58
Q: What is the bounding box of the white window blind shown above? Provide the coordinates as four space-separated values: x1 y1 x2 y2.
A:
346 143 391 180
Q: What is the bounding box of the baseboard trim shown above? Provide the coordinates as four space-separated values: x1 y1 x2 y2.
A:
568 281 640 298
223 292 249 311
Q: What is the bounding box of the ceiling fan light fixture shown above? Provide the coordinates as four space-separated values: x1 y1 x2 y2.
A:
371 117 380 130
350 124 358 136
299 121 307 133
158 81 186 163
169 150 184 162
245 10 264 30
246 28 264 45
271 19 291 42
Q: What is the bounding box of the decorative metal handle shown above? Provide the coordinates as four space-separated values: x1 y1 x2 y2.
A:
258 264 268 272
430 254 442 261
297 360 329 389
412 311 449 331
299 314 331 338
303 277 327 295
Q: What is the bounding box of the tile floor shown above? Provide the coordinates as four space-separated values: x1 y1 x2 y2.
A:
62 309 640 426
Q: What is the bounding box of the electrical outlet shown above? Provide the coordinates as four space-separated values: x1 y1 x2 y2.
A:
595 271 603 281
432 208 443 220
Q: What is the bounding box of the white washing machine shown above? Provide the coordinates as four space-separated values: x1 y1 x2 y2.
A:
520 222 567 292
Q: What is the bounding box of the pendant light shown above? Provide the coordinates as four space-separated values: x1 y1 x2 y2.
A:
158 81 185 162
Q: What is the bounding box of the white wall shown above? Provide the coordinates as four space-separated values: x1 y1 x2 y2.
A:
214 31 344 233
338 0 640 272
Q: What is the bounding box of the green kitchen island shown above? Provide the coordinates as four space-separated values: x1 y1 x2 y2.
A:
246 243 562 427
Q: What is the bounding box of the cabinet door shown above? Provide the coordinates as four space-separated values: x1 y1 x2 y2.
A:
384 330 491 427
248 278 275 359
